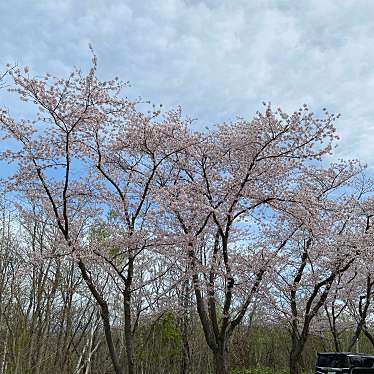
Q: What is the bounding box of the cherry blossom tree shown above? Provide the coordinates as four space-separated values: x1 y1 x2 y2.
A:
79 103 193 373
0 60 124 373
323 271 357 351
0 51 203 373
2 53 372 374
156 104 349 374
268 163 370 374
0 54 179 373
343 197 374 351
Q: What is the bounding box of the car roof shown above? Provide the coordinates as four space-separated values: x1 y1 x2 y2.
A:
318 352 374 358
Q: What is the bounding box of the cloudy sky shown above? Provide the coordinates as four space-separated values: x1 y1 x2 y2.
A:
1 0 374 165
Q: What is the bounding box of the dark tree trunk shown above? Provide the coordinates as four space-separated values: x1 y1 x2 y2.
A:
363 326 374 348
289 343 303 374
324 303 342 352
77 260 123 374
179 280 191 374
213 344 229 374
123 288 134 374
180 322 191 374
101 305 123 374
289 329 307 374
124 258 135 374
347 275 373 352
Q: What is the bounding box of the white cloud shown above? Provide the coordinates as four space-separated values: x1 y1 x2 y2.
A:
1 0 374 164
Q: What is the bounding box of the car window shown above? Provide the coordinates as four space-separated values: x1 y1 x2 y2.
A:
317 355 350 368
361 358 374 368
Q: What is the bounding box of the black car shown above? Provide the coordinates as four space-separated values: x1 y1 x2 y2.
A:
316 352 374 374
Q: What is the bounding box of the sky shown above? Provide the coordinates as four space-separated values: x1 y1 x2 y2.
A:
1 0 374 166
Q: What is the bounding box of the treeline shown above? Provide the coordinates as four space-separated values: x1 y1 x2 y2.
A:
1 229 374 374
1 58 374 374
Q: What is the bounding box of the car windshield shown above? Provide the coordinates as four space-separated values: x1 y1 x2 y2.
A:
317 355 350 368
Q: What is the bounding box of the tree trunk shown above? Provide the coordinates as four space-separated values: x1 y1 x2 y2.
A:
180 323 191 374
289 344 303 374
363 327 374 348
178 279 191 374
348 276 373 352
332 329 341 352
124 287 134 374
77 260 123 374
213 344 229 374
123 256 135 374
101 304 123 374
